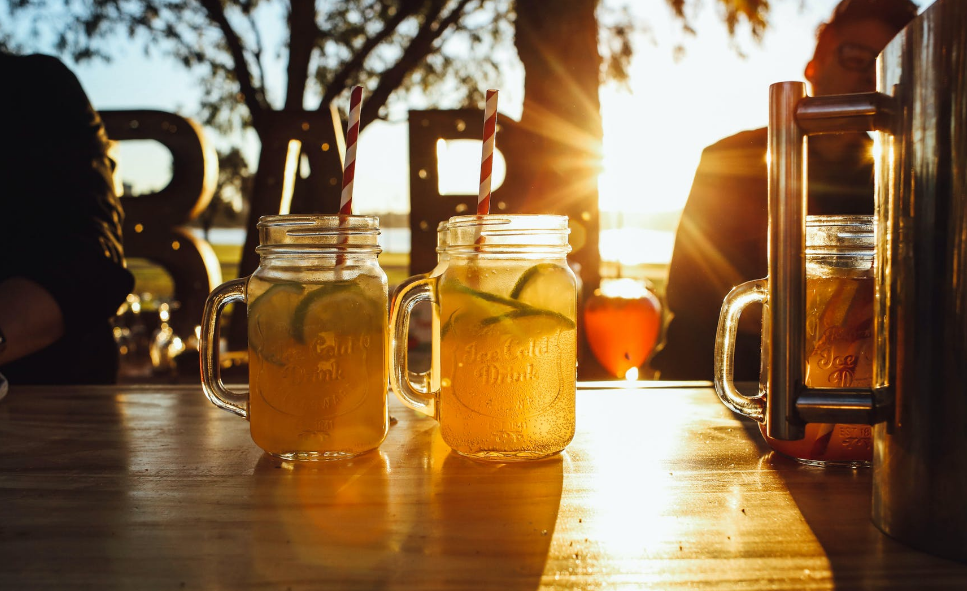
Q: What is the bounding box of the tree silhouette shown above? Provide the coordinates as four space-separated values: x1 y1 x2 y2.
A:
4 0 771 350
2 0 770 167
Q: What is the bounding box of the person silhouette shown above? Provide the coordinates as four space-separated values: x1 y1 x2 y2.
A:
0 52 134 385
651 0 919 381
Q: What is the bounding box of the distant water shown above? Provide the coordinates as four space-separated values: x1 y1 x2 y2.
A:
190 227 412 253
598 228 675 265
191 226 676 264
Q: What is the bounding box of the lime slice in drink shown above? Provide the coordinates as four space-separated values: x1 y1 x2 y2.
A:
509 263 574 317
294 281 382 345
440 281 518 338
248 283 304 365
440 279 575 339
481 306 576 333
450 282 526 311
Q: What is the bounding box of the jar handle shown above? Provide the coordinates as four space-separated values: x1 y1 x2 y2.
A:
713 279 767 422
389 274 438 418
200 278 249 418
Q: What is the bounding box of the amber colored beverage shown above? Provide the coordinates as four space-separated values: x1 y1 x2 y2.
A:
762 275 875 464
247 273 388 460
438 259 577 460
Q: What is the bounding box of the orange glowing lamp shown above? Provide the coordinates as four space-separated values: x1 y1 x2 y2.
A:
584 279 661 379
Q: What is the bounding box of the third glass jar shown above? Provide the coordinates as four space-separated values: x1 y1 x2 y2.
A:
763 215 875 466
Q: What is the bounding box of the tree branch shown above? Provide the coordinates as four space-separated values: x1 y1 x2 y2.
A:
361 0 474 129
318 1 422 109
199 0 267 127
285 0 317 110
246 8 269 106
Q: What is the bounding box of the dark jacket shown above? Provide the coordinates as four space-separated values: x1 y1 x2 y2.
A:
0 53 134 384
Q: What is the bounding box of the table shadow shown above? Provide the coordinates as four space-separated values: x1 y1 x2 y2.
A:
248 450 397 586
762 449 967 587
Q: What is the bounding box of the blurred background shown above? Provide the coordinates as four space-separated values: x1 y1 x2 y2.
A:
0 0 891 380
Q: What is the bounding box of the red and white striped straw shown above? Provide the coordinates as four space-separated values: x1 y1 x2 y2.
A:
340 85 363 215
477 89 498 216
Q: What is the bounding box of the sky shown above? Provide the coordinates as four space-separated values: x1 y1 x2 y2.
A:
6 0 913 263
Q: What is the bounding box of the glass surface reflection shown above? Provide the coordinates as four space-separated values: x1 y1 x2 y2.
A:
400 425 565 588
580 399 683 558
251 451 394 580
247 423 564 588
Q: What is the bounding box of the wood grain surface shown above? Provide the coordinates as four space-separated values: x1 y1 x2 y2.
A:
1 383 965 590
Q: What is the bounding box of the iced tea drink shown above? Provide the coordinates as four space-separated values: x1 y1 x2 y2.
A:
715 215 875 466
200 215 388 461
390 215 577 461
439 259 577 460
247 272 388 459
761 274 874 464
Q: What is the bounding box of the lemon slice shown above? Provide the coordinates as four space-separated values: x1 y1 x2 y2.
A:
248 283 304 365
509 263 575 317
451 282 527 310
294 281 382 345
819 280 859 328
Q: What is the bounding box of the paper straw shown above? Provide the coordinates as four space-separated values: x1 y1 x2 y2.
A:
477 89 498 216
340 85 363 215
336 86 363 273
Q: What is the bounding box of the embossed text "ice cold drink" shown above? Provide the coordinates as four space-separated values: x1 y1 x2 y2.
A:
201 215 388 460
391 215 577 461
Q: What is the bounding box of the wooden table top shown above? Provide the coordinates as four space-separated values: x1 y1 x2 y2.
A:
2 382 965 590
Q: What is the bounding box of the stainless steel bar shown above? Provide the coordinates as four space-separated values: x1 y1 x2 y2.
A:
767 82 807 441
796 391 875 425
796 92 897 135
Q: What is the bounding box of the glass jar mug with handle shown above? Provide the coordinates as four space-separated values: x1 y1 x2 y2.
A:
391 215 577 461
715 215 875 466
200 215 388 461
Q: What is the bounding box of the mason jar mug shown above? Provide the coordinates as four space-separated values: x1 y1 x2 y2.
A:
200 215 389 460
714 215 875 466
390 215 577 461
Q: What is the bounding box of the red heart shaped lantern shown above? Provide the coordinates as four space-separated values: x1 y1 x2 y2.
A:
583 279 661 379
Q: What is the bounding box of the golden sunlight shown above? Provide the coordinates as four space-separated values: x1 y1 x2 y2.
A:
599 228 674 267
597 96 703 216
581 400 686 556
436 139 506 196
599 277 650 299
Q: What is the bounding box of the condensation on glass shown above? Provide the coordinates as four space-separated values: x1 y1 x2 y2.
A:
200 215 388 461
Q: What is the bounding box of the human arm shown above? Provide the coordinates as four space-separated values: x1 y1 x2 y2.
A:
0 277 65 366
